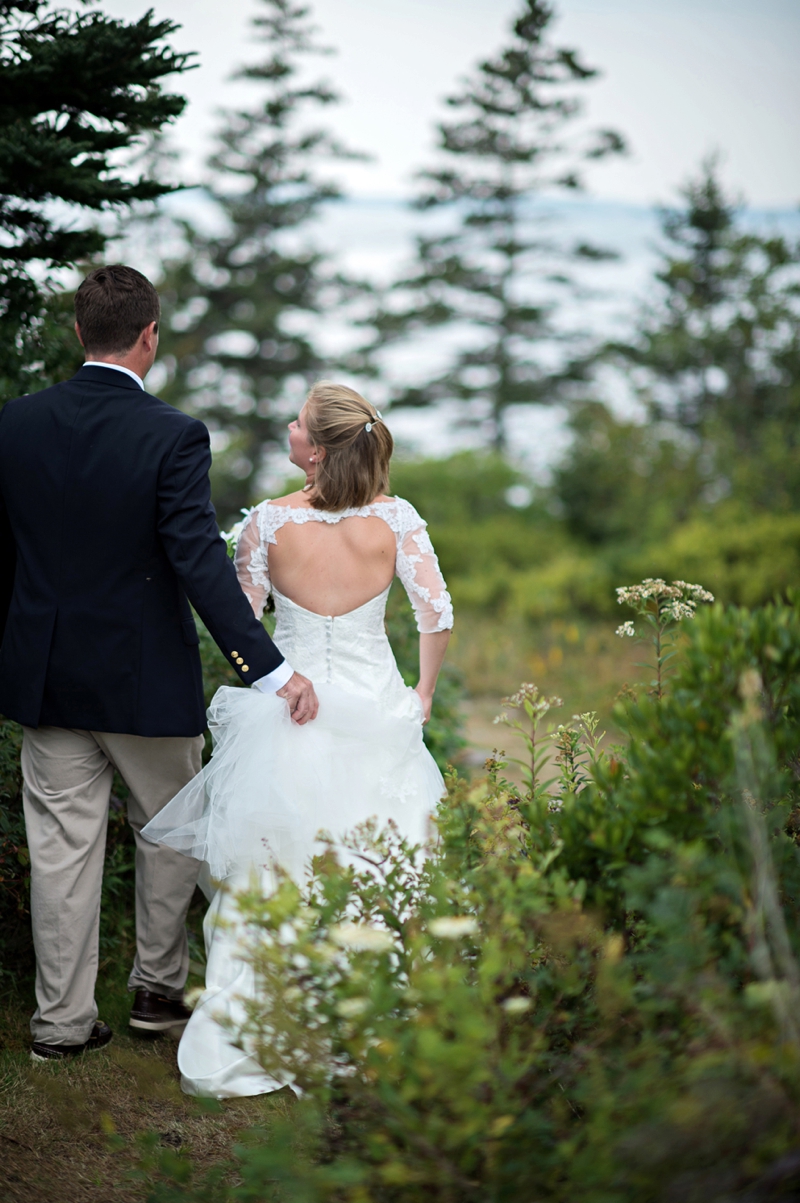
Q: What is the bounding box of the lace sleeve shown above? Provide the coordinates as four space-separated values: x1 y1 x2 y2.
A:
234 508 270 618
395 509 454 634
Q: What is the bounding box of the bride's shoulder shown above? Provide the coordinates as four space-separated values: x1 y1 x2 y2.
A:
263 490 310 509
247 492 311 545
374 494 427 531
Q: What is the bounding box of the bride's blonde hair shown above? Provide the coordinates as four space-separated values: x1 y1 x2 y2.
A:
304 380 393 511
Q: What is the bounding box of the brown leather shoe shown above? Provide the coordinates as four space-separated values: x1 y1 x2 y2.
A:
30 1020 113 1062
129 988 192 1032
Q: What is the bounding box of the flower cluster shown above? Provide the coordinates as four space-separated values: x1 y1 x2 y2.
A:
615 578 714 636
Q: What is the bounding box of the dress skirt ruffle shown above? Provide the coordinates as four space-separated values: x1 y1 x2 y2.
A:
142 682 445 1099
143 683 442 886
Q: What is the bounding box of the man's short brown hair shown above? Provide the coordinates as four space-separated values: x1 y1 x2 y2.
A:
74 265 160 355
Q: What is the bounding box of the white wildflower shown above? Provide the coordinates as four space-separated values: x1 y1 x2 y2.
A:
665 600 695 621
673 581 714 602
501 996 532 1014
335 997 370 1019
329 923 394 953
617 578 714 618
616 621 636 638
428 915 479 939
616 578 668 605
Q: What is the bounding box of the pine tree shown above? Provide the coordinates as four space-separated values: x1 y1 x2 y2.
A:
612 160 800 509
0 0 194 399
153 0 367 523
372 0 625 451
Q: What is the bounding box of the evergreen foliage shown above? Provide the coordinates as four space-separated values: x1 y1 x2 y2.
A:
0 0 195 399
153 0 368 521
372 0 625 450
608 159 800 510
551 401 707 546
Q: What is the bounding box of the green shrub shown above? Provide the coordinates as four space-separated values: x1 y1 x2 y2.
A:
391 452 526 526
633 508 800 608
441 508 800 625
508 550 616 620
392 451 800 624
145 595 800 1202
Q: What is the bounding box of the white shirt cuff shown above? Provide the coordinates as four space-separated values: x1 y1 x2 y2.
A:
251 660 294 693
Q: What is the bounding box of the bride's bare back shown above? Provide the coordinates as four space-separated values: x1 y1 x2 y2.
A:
267 491 396 616
235 484 454 722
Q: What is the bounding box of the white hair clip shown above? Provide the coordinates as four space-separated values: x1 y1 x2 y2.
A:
365 409 383 433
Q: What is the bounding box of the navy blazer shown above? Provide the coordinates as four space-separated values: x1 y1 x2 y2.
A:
0 365 285 737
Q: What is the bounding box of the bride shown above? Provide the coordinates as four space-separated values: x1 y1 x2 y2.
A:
142 381 453 1098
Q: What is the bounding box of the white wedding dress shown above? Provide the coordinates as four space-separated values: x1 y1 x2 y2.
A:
142 497 453 1098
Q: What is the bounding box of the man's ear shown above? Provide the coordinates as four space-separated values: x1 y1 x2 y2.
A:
74 322 85 348
141 321 158 351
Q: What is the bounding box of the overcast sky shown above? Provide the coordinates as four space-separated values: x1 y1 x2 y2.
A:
96 0 800 208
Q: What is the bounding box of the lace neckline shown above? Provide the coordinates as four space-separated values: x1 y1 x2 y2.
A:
255 496 421 541
264 497 400 518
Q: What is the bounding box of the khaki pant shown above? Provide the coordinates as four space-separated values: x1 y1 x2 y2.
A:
21 726 203 1045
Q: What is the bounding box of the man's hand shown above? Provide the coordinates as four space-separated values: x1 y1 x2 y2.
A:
277 672 319 725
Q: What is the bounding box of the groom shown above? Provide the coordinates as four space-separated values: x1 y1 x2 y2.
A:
0 264 317 1061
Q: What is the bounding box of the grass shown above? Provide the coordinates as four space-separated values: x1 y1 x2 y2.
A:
0 962 298 1202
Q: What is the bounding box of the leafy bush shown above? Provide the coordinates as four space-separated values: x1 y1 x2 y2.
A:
145 594 800 1202
390 450 800 625
391 452 527 526
635 508 800 608
447 507 800 624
